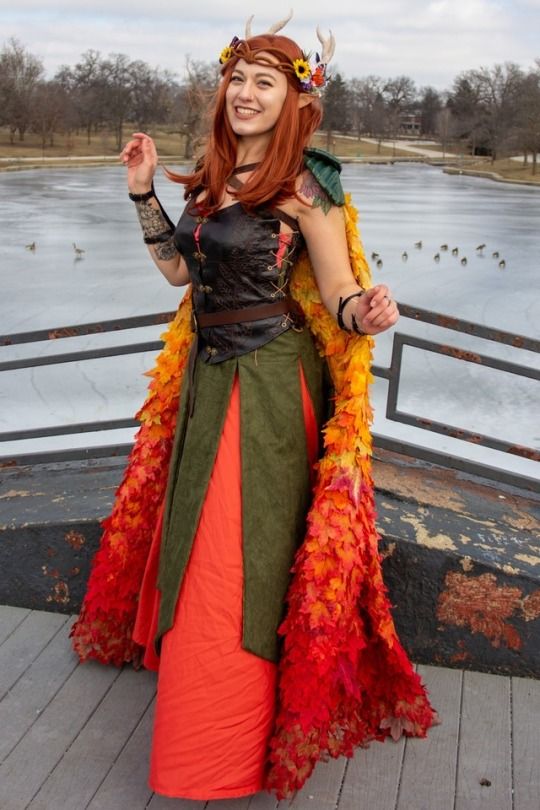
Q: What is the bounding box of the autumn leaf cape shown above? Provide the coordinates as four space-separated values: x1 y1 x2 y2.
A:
70 182 437 798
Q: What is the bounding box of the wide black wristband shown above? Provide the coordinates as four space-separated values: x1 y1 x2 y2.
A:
337 291 365 333
143 229 175 245
128 185 155 202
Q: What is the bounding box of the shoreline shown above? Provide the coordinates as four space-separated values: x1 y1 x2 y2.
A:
1 153 538 188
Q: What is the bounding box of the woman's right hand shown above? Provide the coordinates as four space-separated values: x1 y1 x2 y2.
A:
120 132 158 194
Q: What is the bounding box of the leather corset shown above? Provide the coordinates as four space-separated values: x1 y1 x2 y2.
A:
174 200 305 363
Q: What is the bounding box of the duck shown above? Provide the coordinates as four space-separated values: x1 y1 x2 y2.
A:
402 251 408 262
498 259 506 270
492 251 500 259
476 243 486 253
451 247 459 256
414 240 423 249
376 259 383 269
433 253 440 262
371 251 380 261
72 243 85 257
461 257 468 266
25 242 36 251
440 244 448 251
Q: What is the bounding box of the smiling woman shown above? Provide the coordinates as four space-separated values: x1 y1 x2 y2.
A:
69 11 436 803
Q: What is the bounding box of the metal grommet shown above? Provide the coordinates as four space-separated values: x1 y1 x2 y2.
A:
267 265 273 271
270 292 276 298
281 321 288 328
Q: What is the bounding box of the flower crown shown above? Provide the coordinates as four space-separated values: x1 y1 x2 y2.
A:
218 12 335 97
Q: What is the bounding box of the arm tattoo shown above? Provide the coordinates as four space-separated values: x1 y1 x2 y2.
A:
300 172 332 215
154 237 179 262
134 199 175 244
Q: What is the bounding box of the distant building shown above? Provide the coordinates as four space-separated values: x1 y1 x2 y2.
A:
399 112 422 136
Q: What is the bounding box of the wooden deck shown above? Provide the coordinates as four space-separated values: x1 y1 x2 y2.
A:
0 606 538 810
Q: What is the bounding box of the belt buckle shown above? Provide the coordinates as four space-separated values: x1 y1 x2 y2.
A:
191 309 199 334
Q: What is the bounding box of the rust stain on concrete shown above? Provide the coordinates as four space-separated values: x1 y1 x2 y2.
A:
521 591 540 622
437 572 523 650
373 461 466 512
400 514 457 551
46 581 70 605
65 530 86 550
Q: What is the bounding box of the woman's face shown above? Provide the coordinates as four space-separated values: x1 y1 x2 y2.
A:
225 56 289 140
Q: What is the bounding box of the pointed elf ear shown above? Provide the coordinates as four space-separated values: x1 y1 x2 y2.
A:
298 94 314 109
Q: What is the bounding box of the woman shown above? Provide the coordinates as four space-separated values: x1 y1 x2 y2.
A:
71 16 437 801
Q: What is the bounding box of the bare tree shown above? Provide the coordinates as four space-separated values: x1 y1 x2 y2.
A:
382 75 417 139
0 38 44 142
177 58 219 159
419 86 442 136
452 63 523 161
31 80 68 148
515 62 540 174
55 51 108 144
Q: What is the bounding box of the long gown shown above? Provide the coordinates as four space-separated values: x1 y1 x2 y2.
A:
132 198 323 798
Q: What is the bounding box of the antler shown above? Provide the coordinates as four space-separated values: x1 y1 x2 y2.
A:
316 26 336 63
267 9 294 34
245 10 293 38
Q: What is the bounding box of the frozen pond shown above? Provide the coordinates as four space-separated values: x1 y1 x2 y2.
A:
0 163 539 480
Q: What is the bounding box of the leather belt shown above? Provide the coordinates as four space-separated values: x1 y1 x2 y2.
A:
191 296 304 332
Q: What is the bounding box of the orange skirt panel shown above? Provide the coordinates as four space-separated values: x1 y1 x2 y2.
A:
133 363 318 799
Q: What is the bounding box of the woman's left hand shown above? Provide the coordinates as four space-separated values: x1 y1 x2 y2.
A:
354 285 399 335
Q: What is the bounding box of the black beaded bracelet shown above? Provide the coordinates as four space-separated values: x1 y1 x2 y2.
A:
337 291 366 333
128 186 155 202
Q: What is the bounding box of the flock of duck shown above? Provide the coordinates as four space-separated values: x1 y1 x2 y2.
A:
25 242 85 259
371 241 507 270
24 240 507 272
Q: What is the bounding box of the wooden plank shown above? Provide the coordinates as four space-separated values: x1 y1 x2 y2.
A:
147 793 208 808
0 609 67 699
338 736 405 810
86 697 156 810
247 790 280 810
0 660 119 810
27 666 157 810
455 670 512 810
289 755 348 810
0 605 31 647
0 615 78 763
396 664 462 810
512 675 540 810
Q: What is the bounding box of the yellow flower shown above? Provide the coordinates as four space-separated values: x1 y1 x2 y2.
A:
293 58 311 81
219 46 234 65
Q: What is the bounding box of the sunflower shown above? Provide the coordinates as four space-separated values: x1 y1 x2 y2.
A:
219 46 234 65
292 58 311 81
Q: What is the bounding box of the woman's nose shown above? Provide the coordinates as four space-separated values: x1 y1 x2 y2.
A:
238 81 255 100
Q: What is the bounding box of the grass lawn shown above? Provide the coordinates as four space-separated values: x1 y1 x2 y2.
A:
464 156 540 184
2 126 538 184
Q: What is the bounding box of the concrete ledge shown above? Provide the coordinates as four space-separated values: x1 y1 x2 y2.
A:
1 449 538 677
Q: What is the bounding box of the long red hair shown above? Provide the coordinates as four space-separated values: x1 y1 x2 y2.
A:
165 35 322 213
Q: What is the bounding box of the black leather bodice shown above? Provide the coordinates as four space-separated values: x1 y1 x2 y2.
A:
174 200 304 363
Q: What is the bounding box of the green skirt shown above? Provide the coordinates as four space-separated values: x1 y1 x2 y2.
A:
156 327 328 662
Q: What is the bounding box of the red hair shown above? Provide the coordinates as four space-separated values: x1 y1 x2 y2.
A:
165 35 322 213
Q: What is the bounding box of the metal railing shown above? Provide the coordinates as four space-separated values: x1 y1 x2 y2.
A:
1 303 539 493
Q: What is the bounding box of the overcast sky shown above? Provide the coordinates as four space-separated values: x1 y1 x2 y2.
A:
0 0 538 90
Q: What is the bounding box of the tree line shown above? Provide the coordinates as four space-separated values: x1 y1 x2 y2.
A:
1 38 539 172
